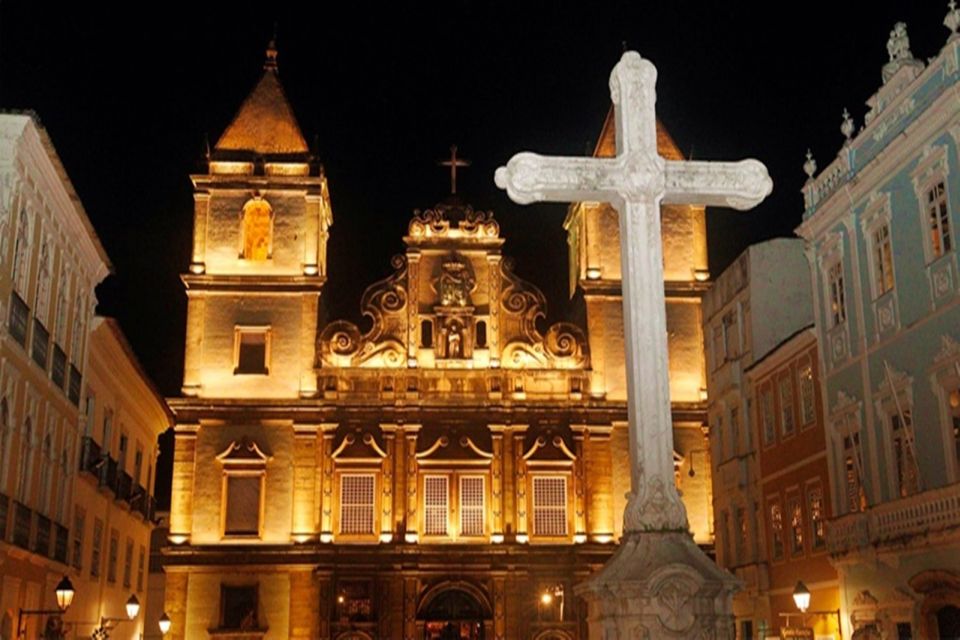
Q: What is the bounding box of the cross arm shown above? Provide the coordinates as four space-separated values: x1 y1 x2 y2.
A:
495 152 622 205
662 158 772 210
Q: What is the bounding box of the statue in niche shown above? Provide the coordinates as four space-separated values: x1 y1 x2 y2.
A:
445 321 463 359
438 255 475 307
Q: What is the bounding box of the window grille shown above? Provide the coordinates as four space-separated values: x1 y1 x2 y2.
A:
459 476 484 536
532 476 567 536
424 475 449 536
224 475 261 536
339 474 375 535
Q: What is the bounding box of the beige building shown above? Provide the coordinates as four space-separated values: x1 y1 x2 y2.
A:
0 112 110 639
70 317 172 639
164 43 713 640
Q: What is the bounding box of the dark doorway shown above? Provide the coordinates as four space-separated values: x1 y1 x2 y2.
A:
937 605 960 639
421 589 486 640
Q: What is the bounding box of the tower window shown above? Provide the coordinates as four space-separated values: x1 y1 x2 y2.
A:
532 476 567 537
234 327 271 375
240 198 273 261
421 320 433 348
339 474 375 535
224 475 263 536
424 475 449 536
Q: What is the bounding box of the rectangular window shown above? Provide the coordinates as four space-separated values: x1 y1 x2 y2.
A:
779 374 795 437
459 476 485 537
532 476 567 537
892 411 919 498
137 545 145 592
735 506 747 563
91 518 103 577
72 510 84 571
123 537 133 588
799 359 816 426
927 180 952 259
760 386 776 446
808 486 826 550
339 474 375 535
769 501 784 560
723 310 739 360
872 223 895 295
788 496 804 556
730 408 740 457
221 585 258 630
712 324 724 369
107 529 119 583
234 327 270 375
224 475 262 536
828 261 846 326
844 433 865 513
423 475 449 536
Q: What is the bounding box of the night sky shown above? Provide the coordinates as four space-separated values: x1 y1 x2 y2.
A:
0 2 950 505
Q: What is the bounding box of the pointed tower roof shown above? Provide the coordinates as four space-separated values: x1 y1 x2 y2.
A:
593 107 684 161
214 40 309 156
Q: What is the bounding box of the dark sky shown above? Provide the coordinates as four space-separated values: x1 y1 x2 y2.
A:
0 2 950 504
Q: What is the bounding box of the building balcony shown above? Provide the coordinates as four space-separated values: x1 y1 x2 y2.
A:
733 561 770 594
827 481 960 556
2 494 69 564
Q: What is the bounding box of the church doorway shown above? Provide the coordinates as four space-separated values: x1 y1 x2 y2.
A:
937 605 960 639
419 588 488 639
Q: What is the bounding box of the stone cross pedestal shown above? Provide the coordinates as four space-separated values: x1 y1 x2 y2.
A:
496 51 772 639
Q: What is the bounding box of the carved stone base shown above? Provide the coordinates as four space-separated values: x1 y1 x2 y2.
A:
576 531 739 639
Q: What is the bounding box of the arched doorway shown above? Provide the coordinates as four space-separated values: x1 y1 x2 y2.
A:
937 605 960 639
419 587 488 640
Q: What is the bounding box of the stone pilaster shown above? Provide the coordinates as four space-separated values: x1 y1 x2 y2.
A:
292 426 318 539
169 427 196 542
163 570 188 640
289 570 319 639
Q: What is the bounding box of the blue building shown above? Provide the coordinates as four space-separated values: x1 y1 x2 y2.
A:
796 9 960 639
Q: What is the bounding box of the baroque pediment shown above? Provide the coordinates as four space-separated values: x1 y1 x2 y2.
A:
316 206 589 372
415 424 493 464
331 424 388 461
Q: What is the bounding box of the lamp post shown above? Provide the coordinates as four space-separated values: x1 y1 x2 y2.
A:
158 612 172 635
780 580 843 640
91 594 140 639
16 575 74 639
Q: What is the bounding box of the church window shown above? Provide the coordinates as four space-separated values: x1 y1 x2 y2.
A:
778 374 795 437
891 410 919 498
843 433 865 513
871 223 895 296
90 518 103 578
223 475 263 536
759 386 776 447
926 180 952 259
220 585 259 630
768 500 784 560
807 484 825 550
532 475 567 537
107 528 119 583
459 475 485 537
240 198 273 261
798 357 816 426
424 475 449 536
420 319 433 348
339 474 375 535
826 260 846 327
787 494 803 556
475 320 487 349
233 326 271 375
12 207 31 295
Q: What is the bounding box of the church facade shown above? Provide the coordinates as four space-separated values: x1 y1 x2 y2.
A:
163 45 713 640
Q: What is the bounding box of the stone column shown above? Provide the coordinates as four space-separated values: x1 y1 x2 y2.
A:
513 429 528 542
319 428 335 540
169 427 197 543
405 426 420 542
163 570 188 640
490 426 505 540
304 194 321 275
291 426 318 540
381 429 396 540
190 191 209 274
181 296 204 395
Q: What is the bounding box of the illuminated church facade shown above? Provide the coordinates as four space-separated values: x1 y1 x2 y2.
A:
163 45 713 640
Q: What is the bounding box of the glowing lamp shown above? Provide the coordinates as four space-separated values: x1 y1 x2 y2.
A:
585 267 602 280
125 594 141 620
540 592 553 605
158 613 172 635
573 533 587 544
490 533 504 544
694 269 711 282
792 581 811 613
516 533 529 544
405 532 419 544
54 575 75 611
950 389 960 409
379 533 393 543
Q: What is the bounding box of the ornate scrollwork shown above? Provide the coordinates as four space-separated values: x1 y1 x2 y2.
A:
408 202 500 240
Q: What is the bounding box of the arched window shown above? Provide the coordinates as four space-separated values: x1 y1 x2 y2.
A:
240 198 273 261
12 207 31 294
16 417 32 501
40 432 52 512
55 267 69 344
71 293 86 363
35 239 51 322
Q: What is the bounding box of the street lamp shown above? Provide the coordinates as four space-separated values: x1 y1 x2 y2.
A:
538 584 565 622
158 612 172 635
792 581 811 613
91 593 141 639
16 575 74 638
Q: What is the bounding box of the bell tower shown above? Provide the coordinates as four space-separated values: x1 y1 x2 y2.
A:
181 41 332 399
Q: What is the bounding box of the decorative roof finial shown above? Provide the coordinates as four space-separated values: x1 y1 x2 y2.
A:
946 1 960 42
264 25 279 72
841 108 855 144
803 149 817 180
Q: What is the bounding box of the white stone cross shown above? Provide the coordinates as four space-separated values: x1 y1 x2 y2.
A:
496 51 772 533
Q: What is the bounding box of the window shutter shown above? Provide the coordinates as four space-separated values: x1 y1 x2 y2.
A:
532 476 567 536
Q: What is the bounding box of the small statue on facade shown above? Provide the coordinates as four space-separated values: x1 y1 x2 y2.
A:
438 255 475 307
